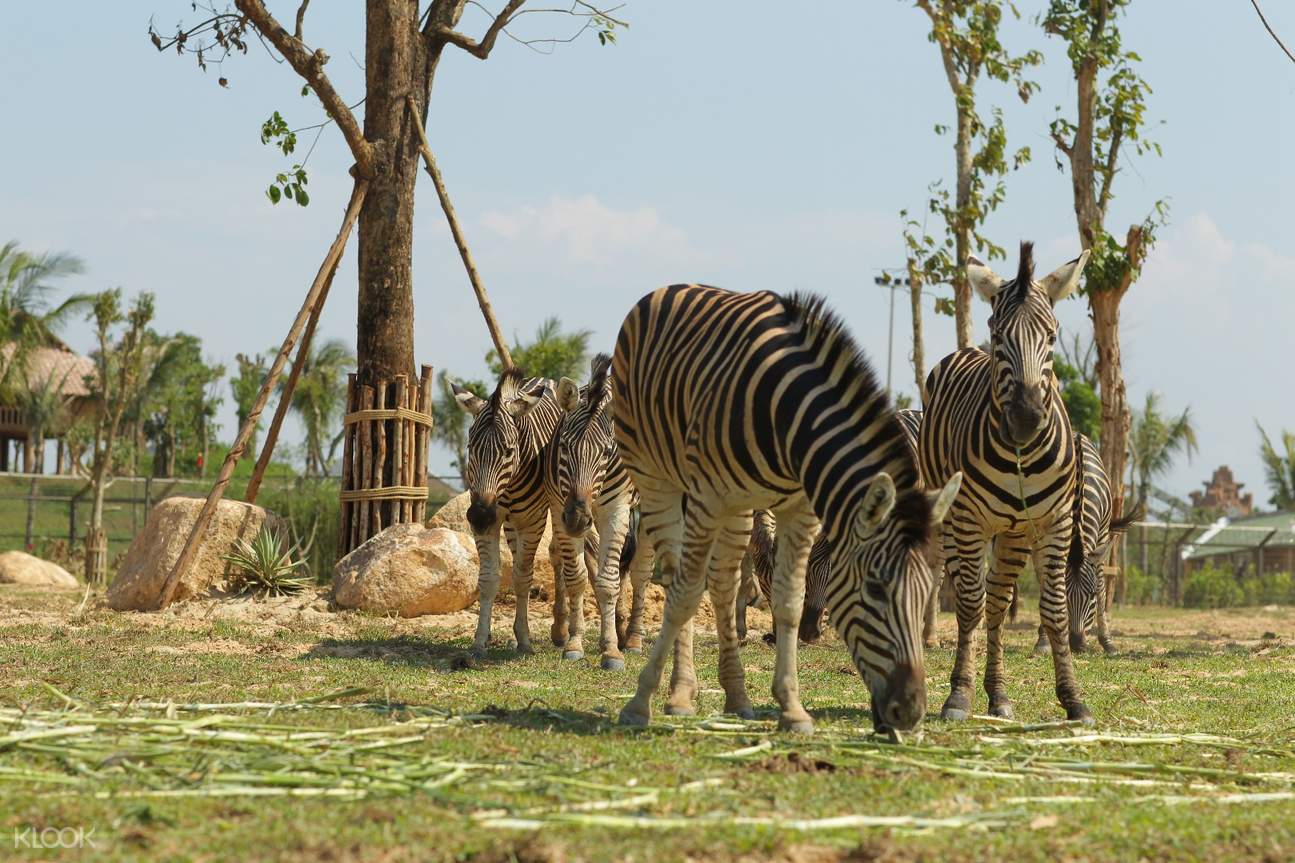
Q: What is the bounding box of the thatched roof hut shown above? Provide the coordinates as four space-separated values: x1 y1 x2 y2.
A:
1 342 96 473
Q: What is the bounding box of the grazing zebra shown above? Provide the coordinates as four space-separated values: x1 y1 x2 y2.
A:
1021 433 1146 655
611 284 961 733
918 242 1092 723
454 370 582 657
546 353 657 670
735 512 830 645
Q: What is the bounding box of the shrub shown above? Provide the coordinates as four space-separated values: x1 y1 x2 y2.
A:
1182 564 1244 609
1122 565 1160 606
223 526 310 597
1242 571 1295 606
260 478 340 583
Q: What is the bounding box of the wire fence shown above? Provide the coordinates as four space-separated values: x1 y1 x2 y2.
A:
0 472 463 580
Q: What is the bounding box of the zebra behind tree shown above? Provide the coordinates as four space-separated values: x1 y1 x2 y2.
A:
545 353 660 671
611 284 961 734
454 370 581 657
918 241 1094 723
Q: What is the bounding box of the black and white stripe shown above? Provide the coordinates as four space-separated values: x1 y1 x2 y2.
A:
612 284 961 733
918 242 1094 723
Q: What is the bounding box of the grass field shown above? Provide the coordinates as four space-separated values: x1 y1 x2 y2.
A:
1 586 1293 862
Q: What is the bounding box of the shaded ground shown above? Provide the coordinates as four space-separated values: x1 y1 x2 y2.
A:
1 585 1293 862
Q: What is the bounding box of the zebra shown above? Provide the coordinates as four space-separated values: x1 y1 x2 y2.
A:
1021 433 1146 656
917 242 1093 723
454 370 585 658
546 353 657 670
735 512 829 645
611 284 961 733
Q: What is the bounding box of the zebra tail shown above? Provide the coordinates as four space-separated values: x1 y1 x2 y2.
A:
1008 584 1019 623
619 505 641 573
1111 498 1147 535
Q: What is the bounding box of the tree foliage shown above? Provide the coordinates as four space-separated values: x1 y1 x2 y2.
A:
1256 423 1295 511
1128 391 1198 505
486 317 591 381
0 241 90 396
277 338 355 477
1054 352 1099 439
138 333 225 477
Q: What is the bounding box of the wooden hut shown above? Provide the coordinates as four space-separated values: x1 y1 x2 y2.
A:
0 342 96 474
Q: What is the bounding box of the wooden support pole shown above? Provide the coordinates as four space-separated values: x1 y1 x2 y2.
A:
155 179 368 609
406 96 513 371
245 236 344 505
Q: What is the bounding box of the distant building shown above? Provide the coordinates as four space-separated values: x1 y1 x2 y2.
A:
0 342 96 474
1188 465 1254 518
1182 511 1295 577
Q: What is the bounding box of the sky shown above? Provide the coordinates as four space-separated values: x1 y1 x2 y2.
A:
2 2 1292 505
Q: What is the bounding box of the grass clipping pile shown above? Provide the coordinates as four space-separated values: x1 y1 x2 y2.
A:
3 686 1293 836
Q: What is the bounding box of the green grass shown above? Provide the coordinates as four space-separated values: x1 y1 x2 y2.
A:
1 588 1293 862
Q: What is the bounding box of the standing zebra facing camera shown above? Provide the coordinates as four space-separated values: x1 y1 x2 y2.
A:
918 242 1094 723
611 284 961 733
453 370 590 658
545 353 661 671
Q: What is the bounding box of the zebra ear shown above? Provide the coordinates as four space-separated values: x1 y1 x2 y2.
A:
967 256 1007 303
506 387 545 419
1039 249 1090 304
452 383 486 416
854 472 897 540
556 377 581 413
927 472 962 525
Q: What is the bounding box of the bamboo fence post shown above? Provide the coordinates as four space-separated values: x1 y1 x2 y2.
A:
155 179 368 609
406 96 512 371
337 374 357 558
357 384 375 546
392 375 407 523
416 365 432 520
373 379 388 535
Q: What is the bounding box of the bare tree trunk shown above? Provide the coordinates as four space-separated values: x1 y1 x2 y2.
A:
22 434 35 473
952 109 975 350
907 261 928 404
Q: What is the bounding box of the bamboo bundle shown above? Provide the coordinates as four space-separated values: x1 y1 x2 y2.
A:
337 365 434 557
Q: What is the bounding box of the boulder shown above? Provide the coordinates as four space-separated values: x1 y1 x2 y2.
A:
0 551 79 589
107 497 282 611
427 491 559 595
332 524 479 616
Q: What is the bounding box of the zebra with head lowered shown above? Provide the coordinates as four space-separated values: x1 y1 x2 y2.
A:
546 353 658 671
454 370 581 657
1022 433 1146 656
918 242 1094 723
612 284 961 733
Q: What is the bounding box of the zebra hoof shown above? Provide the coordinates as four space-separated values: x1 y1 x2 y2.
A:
469 645 488 661
618 706 650 727
777 713 814 735
514 642 535 657
1101 643 1118 656
940 707 969 722
1031 642 1050 658
989 702 1015 720
600 656 626 672
1066 703 1095 726
623 646 643 655
663 703 696 717
562 650 585 661
731 706 756 721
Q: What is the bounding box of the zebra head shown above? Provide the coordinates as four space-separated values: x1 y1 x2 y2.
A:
453 369 548 535
1068 499 1145 650
552 354 617 537
968 242 1089 446
833 467 963 732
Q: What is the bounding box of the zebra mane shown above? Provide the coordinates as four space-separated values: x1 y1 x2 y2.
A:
781 291 932 549
489 367 528 415
1013 241 1036 303
568 353 612 438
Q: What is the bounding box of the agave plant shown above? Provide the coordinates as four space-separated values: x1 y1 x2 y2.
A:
223 526 311 597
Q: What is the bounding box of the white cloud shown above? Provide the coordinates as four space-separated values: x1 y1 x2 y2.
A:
478 194 696 265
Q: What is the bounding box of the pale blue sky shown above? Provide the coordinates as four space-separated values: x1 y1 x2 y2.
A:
2 2 1292 504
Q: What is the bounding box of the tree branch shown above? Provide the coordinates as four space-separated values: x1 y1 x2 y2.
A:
294 0 310 40
1097 120 1123 223
432 0 528 59
233 0 374 178
1051 128 1074 158
1250 0 1295 65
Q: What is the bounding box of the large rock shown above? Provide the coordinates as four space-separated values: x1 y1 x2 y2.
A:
107 497 282 611
427 491 559 595
0 551 78 589
332 524 479 616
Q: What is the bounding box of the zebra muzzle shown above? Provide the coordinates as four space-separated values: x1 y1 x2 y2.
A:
875 664 926 732
466 497 500 534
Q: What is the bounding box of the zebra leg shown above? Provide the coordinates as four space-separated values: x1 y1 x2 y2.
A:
510 528 544 656
985 534 1030 719
707 512 755 718
549 527 586 660
619 488 687 727
547 534 568 647
769 500 818 734
940 519 987 722
593 499 633 671
560 536 590 661
1032 565 1050 656
1035 520 1094 723
471 526 504 657
736 551 755 643
922 527 946 649
623 519 653 654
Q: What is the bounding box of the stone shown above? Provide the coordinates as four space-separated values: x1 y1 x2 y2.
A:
0 551 78 589
332 524 479 616
107 496 282 611
427 492 559 595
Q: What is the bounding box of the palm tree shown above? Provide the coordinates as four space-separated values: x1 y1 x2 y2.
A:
1256 422 1295 511
1128 392 1199 507
15 370 74 472
0 241 90 393
487 316 591 380
279 338 354 476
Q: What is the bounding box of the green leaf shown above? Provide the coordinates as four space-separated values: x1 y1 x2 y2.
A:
295 188 310 207
267 185 281 204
